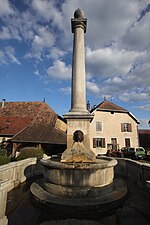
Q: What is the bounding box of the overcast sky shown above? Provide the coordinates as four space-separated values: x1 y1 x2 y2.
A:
0 0 150 129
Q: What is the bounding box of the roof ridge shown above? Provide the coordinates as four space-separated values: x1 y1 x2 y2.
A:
94 100 128 112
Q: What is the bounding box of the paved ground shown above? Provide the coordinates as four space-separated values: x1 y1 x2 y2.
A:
7 178 150 225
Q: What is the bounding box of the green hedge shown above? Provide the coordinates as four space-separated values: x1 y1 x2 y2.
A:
0 149 7 156
17 147 43 161
0 149 10 165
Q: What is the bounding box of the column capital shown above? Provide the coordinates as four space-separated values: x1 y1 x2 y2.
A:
71 18 87 33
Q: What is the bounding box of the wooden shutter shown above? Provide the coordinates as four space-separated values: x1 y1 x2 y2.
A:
121 123 124 132
93 138 97 148
128 123 132 132
102 138 105 148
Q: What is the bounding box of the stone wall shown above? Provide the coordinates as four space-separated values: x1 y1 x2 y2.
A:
0 158 43 192
115 158 150 191
0 180 10 225
0 158 43 225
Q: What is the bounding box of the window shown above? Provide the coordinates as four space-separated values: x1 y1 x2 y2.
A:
125 138 130 147
93 138 105 148
111 138 117 144
111 138 118 151
121 123 132 132
96 122 102 131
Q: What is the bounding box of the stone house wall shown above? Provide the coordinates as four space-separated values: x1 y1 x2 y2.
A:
90 111 139 155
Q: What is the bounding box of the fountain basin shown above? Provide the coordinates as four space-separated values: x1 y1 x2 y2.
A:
30 156 127 213
41 157 117 197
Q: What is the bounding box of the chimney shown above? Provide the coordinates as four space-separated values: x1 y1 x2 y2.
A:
2 99 6 108
87 100 90 112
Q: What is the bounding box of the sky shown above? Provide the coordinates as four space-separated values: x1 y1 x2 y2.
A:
0 0 150 129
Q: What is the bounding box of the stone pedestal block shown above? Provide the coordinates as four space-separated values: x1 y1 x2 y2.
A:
64 115 93 149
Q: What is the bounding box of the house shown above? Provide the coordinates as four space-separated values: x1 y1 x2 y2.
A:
89 100 140 155
0 100 67 156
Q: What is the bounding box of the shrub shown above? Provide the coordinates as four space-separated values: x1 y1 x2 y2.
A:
0 149 7 157
17 147 43 161
0 155 10 165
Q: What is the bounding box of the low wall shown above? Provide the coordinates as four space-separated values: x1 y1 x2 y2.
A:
0 158 43 225
0 179 10 225
115 158 150 191
0 158 43 192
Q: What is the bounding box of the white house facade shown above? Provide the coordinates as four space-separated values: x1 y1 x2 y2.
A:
89 100 140 155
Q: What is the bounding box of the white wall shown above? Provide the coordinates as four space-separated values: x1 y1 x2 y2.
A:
90 110 139 154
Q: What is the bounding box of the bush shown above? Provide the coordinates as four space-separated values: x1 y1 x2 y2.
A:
17 147 43 161
0 149 7 157
0 155 10 165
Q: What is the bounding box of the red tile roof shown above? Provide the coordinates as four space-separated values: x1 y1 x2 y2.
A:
91 100 128 112
90 100 139 124
0 101 66 144
138 129 150 134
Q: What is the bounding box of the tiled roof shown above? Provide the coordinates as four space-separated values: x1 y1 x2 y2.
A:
138 129 150 134
90 100 139 124
0 101 66 144
91 100 128 112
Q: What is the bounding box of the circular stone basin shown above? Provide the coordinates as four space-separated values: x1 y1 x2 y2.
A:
40 157 117 197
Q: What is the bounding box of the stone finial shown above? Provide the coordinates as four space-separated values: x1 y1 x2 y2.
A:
74 8 84 18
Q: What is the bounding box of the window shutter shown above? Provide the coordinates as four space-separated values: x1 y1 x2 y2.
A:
102 138 105 148
121 123 124 132
129 123 132 132
93 138 97 148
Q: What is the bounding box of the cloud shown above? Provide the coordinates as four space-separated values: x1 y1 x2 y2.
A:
86 47 145 77
120 12 150 51
134 104 150 111
30 0 63 29
0 50 6 64
0 46 21 65
4 46 21 65
61 0 148 49
47 60 71 80
0 0 15 16
48 47 65 60
87 80 100 94
138 118 150 129
60 87 71 95
25 26 55 60
0 26 11 39
119 92 150 102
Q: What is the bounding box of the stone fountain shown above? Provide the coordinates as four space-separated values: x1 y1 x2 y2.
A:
30 9 127 214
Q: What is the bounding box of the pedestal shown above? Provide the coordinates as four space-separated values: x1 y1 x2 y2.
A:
64 113 93 149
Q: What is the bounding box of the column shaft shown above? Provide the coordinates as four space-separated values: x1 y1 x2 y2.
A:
71 24 86 112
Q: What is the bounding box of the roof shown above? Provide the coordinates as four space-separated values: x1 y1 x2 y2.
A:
91 100 128 113
0 101 66 144
138 129 150 134
91 100 140 124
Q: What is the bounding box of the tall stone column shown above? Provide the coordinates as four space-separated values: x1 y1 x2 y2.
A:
71 8 87 113
64 9 93 149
